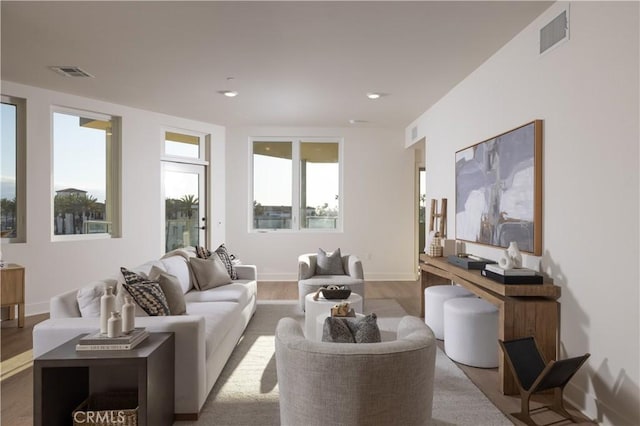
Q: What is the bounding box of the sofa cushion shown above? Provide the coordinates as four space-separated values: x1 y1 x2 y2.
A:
190 257 232 290
183 280 256 306
186 302 242 360
120 268 170 316
316 248 345 275
160 255 193 294
77 280 116 318
149 266 186 315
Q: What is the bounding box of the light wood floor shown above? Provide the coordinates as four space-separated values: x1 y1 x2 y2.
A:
1 280 594 425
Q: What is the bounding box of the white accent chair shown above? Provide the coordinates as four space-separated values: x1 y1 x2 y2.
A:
297 253 364 311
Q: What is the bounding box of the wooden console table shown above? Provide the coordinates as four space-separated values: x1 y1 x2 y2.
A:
1 264 25 327
419 254 560 395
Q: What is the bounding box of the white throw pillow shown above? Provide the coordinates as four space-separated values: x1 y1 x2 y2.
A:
76 281 116 318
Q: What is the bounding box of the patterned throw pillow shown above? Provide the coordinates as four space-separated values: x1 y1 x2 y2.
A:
316 248 345 275
322 313 381 343
195 246 212 259
214 244 237 280
120 268 170 316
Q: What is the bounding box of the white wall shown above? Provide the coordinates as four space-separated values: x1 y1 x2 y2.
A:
226 126 416 281
0 81 226 315
406 2 639 424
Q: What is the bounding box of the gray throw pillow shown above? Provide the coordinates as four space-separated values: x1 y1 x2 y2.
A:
149 266 186 315
316 248 345 275
322 317 356 343
322 314 381 343
190 256 232 291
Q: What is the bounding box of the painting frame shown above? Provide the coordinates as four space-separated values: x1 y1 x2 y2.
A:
455 120 542 256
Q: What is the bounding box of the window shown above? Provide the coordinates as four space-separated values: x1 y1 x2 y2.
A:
52 108 120 238
1 95 26 242
251 137 341 231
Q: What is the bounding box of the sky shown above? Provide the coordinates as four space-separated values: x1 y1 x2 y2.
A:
1 103 17 200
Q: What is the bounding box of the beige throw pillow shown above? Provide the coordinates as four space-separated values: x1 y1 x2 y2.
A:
190 256 232 291
149 266 187 315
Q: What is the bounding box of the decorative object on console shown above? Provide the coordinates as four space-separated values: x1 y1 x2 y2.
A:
485 264 538 276
107 312 122 338
447 254 496 270
122 296 135 334
427 234 443 257
507 241 523 268
455 120 543 255
481 269 543 284
498 250 514 270
100 286 115 335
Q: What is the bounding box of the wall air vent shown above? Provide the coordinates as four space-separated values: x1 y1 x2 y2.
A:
539 7 569 55
49 66 95 78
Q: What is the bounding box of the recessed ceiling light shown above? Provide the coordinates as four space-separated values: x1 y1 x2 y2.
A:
349 119 369 124
366 92 381 100
218 90 238 97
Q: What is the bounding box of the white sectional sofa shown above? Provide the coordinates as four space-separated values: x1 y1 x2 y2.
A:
32 247 257 419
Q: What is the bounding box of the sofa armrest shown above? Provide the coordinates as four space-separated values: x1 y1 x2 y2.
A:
50 289 82 319
298 253 317 280
345 255 364 280
234 264 257 281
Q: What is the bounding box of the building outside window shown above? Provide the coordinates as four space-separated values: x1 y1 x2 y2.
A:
251 137 341 231
52 108 120 238
0 95 26 242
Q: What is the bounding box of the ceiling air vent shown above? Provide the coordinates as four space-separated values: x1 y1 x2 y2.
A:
539 8 569 55
49 66 95 78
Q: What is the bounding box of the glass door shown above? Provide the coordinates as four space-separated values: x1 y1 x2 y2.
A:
162 162 206 252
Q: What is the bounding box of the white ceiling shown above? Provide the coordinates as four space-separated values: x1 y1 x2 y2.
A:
1 1 552 128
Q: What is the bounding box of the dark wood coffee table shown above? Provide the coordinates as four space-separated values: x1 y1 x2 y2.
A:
33 332 174 426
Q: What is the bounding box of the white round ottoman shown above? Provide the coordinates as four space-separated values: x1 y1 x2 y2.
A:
443 297 499 368
424 285 474 339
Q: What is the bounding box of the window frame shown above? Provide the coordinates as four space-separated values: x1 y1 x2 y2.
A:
51 106 121 241
0 95 27 243
249 136 343 233
161 126 209 165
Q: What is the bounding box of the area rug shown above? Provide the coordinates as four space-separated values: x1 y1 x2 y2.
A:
175 299 511 426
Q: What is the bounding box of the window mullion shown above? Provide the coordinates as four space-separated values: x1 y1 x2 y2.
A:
291 138 301 230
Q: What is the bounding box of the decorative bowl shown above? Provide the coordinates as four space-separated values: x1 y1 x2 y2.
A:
321 287 351 300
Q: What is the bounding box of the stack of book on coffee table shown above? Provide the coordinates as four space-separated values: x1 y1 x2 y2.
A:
481 264 543 285
76 328 149 351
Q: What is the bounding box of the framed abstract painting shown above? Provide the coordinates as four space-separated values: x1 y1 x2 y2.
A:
455 120 542 255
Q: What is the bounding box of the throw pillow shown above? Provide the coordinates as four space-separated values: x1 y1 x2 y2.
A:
115 281 149 317
120 267 170 316
322 317 356 343
149 266 187 315
195 246 212 259
76 284 107 318
316 248 345 275
347 313 382 343
321 313 381 343
214 244 237 280
190 256 232 291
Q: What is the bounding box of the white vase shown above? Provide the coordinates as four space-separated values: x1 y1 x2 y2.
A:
498 250 514 269
100 286 116 335
507 242 523 268
122 296 135 334
107 312 122 338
